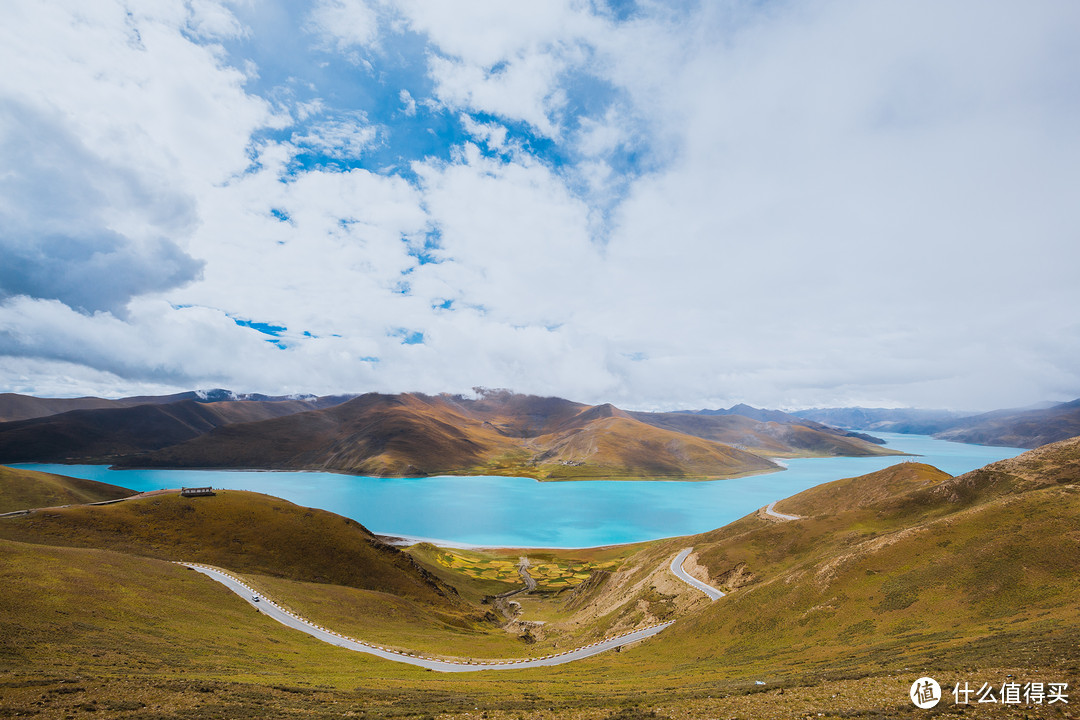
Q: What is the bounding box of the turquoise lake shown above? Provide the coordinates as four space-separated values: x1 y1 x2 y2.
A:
13 433 1024 548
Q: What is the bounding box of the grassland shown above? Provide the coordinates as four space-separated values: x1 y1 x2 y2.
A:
426 547 622 591
0 489 461 606
0 464 133 513
1 440 1078 718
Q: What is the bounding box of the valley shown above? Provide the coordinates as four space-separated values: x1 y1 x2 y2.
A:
1 433 1077 718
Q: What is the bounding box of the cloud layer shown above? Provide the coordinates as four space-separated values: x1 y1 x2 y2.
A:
1 0 1078 411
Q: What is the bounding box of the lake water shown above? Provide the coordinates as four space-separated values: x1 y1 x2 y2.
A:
13 433 1024 548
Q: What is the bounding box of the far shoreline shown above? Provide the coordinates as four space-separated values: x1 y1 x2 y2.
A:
7 435 1022 548
374 532 660 553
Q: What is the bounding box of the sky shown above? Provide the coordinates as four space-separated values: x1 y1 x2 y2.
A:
0 0 1078 412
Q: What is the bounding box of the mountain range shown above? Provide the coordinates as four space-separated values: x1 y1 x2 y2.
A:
0 389 353 422
0 389 898 480
794 398 1080 448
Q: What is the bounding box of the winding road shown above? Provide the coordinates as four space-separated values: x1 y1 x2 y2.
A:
181 563 673 672
669 548 726 600
179 536 770 670
10 488 791 670
764 500 801 521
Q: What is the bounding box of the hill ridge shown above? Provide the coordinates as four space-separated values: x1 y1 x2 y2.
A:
1 390 900 479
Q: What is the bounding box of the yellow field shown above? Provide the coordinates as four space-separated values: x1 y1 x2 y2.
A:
433 549 621 591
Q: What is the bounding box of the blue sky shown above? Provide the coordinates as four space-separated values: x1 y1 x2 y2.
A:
1 0 1079 411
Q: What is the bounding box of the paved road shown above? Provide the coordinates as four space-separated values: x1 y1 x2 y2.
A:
0 488 183 518
517 556 537 592
668 548 726 600
764 500 801 521
497 556 537 600
181 562 673 672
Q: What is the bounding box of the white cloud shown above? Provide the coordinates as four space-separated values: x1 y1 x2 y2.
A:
1 0 1078 411
574 107 627 158
394 1 595 68
294 98 327 122
427 52 567 138
307 0 379 50
459 114 508 150
184 0 247 40
291 114 379 158
398 89 417 116
413 144 598 326
392 1 607 137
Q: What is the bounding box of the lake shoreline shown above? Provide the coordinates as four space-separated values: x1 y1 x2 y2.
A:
8 434 1025 548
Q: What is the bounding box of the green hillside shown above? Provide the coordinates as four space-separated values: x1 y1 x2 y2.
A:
621 439 1080 682
0 489 458 607
1 440 1077 718
0 465 133 513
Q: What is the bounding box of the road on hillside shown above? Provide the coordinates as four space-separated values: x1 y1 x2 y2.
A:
183 563 672 672
669 548 725 600
517 556 537 591
0 488 182 518
764 500 801 521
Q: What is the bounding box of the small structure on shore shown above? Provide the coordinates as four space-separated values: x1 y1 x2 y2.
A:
180 487 215 497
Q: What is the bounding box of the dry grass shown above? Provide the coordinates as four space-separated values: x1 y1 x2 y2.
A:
429 548 622 591
1 439 1079 718
0 464 133 513
0 489 458 606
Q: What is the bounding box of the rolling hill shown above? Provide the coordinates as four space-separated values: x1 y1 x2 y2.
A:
633 408 894 457
0 487 459 606
796 399 1080 449
0 435 1076 718
635 434 1080 684
791 405 971 434
0 465 134 513
0 390 900 479
934 398 1080 448
112 391 896 479
0 398 340 464
677 403 886 444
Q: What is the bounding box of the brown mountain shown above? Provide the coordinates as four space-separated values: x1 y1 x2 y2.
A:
111 391 895 480
0 399 334 464
0 392 160 422
933 398 1080 448
629 410 898 458
0 389 353 423
792 400 1080 449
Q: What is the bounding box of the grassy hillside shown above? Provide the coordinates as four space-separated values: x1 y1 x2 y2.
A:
0 464 133 513
773 460 952 516
517 415 781 480
1 439 1078 718
0 490 459 607
625 438 1080 683
0 539 487 718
